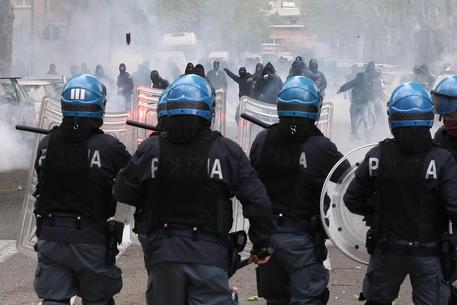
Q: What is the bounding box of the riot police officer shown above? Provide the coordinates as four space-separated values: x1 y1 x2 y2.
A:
432 75 457 159
113 74 275 305
251 76 350 305
33 74 131 305
344 82 457 305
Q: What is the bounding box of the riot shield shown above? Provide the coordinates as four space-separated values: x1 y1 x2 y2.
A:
131 86 162 147
16 97 133 258
317 102 334 138
320 143 377 265
212 89 227 136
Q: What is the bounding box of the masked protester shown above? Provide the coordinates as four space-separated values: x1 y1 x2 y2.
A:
309 59 327 97
47 63 58 75
113 74 275 305
185 62 195 75
224 66 255 124
207 61 228 92
80 62 90 74
95 64 114 88
117 63 134 110
33 74 131 305
193 64 206 78
150 70 170 89
251 76 350 305
337 64 376 141
254 62 284 104
344 82 457 305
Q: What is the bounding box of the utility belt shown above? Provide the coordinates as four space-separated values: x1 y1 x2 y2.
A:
366 232 441 257
151 224 230 248
274 213 328 262
273 213 311 233
36 214 124 266
151 224 249 277
37 214 107 234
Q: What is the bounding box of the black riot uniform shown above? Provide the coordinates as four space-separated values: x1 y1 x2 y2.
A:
113 74 275 305
344 140 457 305
250 74 350 305
33 74 131 305
344 82 457 305
251 126 350 305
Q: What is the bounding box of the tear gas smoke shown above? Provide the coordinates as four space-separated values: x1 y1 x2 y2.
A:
0 121 33 172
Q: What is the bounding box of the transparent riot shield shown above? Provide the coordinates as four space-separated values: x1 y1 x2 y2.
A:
317 102 334 138
17 97 133 258
212 89 226 136
320 143 377 265
130 86 162 147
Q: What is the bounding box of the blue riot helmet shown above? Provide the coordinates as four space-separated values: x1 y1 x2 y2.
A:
166 74 214 122
431 75 457 115
61 74 106 118
157 87 170 119
387 82 434 130
277 76 322 121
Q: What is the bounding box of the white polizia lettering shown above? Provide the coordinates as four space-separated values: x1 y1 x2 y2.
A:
369 157 379 177
151 158 159 178
425 160 437 179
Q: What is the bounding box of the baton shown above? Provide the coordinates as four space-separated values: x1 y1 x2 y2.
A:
236 258 251 270
240 113 271 129
16 125 50 135
126 120 158 131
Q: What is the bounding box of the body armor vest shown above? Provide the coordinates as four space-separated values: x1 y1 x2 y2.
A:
35 126 110 221
375 140 446 242
148 129 228 235
258 125 319 221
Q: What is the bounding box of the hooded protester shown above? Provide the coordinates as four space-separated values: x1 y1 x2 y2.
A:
94 64 114 88
224 66 255 125
150 70 170 89
185 62 195 75
309 59 327 96
288 59 306 78
224 66 254 98
254 63 264 80
132 61 151 87
80 62 90 74
117 63 134 110
207 61 228 91
254 62 284 104
193 64 206 78
69 65 79 78
47 63 58 75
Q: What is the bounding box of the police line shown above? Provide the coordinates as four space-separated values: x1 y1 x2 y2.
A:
15 94 338 262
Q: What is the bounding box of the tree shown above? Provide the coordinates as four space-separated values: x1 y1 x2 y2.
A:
0 0 15 76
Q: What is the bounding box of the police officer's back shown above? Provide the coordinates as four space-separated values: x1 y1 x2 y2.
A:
250 76 350 305
33 74 131 305
344 82 457 305
113 74 275 305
